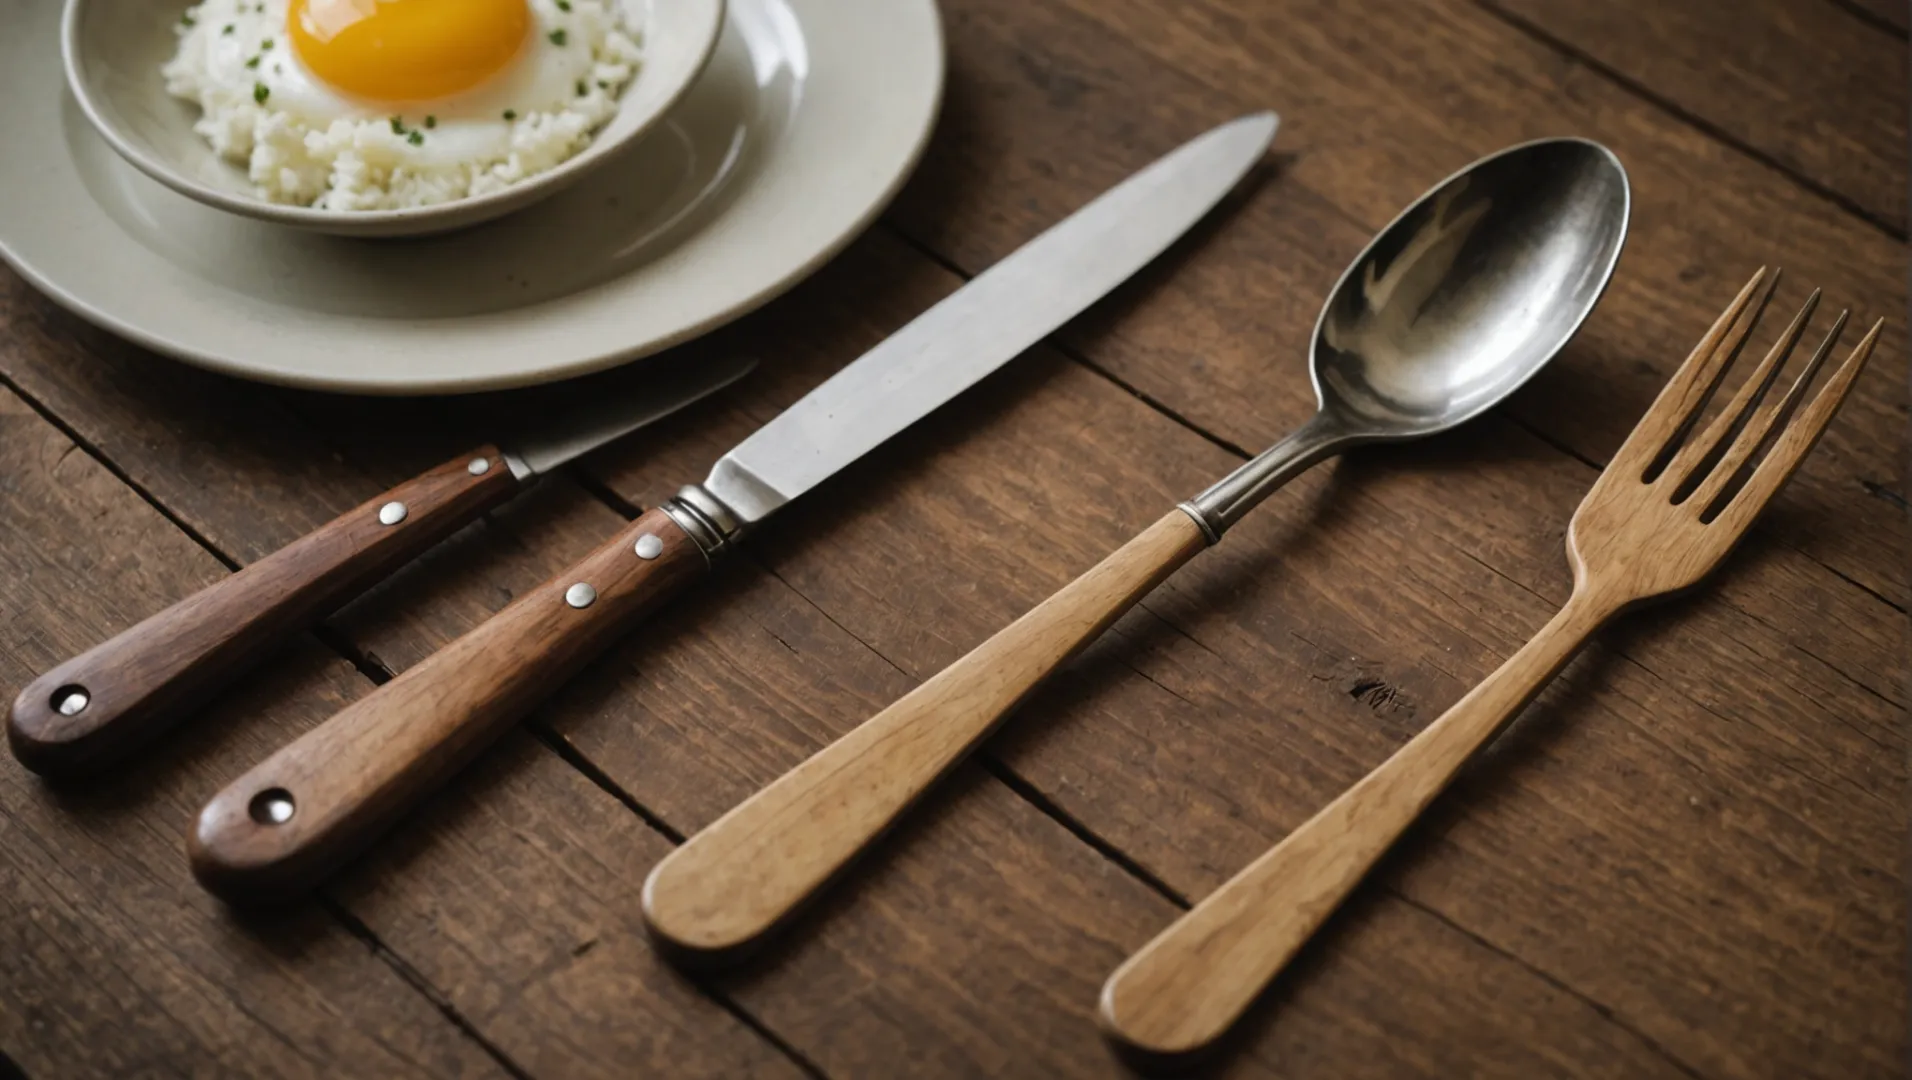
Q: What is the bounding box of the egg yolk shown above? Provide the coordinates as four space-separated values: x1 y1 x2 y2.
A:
288 0 530 103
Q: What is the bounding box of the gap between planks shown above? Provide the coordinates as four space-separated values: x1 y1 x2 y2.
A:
0 368 819 1080
878 216 1908 621
1472 0 1908 242
552 446 1711 1078
4 316 1713 1080
5 206 1885 1080
10 42 1899 1058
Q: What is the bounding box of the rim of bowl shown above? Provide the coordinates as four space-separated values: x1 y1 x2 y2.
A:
60 0 727 230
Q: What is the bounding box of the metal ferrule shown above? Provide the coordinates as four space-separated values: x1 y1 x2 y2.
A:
662 484 745 558
1180 412 1353 541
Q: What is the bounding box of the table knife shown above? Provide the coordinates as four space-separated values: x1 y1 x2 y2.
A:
186 111 1280 904
7 355 754 777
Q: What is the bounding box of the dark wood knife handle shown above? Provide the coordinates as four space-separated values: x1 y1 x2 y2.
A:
7 447 520 777
188 505 708 904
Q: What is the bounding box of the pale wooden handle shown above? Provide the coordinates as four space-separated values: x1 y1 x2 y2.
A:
8 448 519 777
1098 593 1611 1061
189 506 707 904
643 509 1209 960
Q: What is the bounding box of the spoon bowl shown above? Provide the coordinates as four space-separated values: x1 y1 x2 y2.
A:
1312 137 1630 435
1188 137 1629 536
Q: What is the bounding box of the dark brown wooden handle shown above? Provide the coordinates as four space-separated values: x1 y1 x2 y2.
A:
188 505 708 904
7 448 521 777
642 509 1209 961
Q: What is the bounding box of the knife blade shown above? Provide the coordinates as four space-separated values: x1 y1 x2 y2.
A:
6 354 755 777
187 112 1280 904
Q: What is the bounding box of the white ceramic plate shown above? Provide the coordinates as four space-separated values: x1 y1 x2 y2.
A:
0 0 944 393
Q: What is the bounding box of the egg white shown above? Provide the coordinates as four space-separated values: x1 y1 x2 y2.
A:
163 0 643 204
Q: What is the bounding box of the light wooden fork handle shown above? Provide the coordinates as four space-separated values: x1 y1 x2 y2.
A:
1098 590 1615 1061
642 509 1210 960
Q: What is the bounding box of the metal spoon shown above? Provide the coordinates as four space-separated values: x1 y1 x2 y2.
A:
640 137 1632 963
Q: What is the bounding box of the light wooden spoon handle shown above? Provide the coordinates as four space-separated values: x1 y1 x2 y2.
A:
1098 592 1612 1062
643 509 1210 960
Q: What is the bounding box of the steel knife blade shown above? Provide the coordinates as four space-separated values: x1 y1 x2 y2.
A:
504 354 756 478
704 111 1281 525
188 112 1281 903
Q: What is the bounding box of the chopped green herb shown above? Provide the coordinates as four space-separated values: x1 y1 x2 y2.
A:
547 28 567 45
389 115 405 134
221 23 234 34
252 82 269 103
260 38 273 50
406 130 424 146
595 79 609 89
556 0 571 10
502 108 517 120
424 115 437 129
575 79 587 97
244 54 260 68
179 12 196 27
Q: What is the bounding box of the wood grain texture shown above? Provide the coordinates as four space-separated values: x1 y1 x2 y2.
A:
1481 0 1909 232
863 7 1907 1063
1100 594 1610 1060
581 233 1703 1076
904 0 1907 609
1101 283 1885 1059
644 509 1207 958
0 321 817 1077
8 447 517 776
0 387 510 1079
190 507 706 904
0 0 1903 1073
1844 0 1910 33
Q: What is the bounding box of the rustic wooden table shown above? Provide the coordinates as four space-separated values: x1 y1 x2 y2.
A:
2 0 1905 1076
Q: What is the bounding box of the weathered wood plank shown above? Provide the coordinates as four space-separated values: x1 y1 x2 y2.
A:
897 0 1909 613
1 221 1687 1077
2 1 1901 1071
1482 0 1907 232
0 386 508 1080
1843 0 1910 34
577 231 1733 1075
0 283 809 1080
322 234 1682 1077
586 128 1900 1078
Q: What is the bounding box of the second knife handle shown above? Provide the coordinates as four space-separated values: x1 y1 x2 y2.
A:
188 505 708 904
641 508 1210 962
7 447 520 777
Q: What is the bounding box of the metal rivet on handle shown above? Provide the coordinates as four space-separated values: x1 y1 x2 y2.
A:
52 685 89 716
378 501 408 525
564 583 598 609
468 457 491 476
249 788 295 825
634 533 663 560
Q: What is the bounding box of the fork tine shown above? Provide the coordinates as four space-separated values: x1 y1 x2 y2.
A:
1610 267 1777 479
1666 289 1821 499
1708 317 1882 536
1689 308 1846 512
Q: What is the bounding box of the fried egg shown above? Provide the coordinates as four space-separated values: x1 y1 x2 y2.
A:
163 0 643 209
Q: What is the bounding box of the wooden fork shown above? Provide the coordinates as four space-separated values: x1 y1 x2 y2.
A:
1094 267 1883 1062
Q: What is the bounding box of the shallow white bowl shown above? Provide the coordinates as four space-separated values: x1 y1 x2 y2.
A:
62 0 725 238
